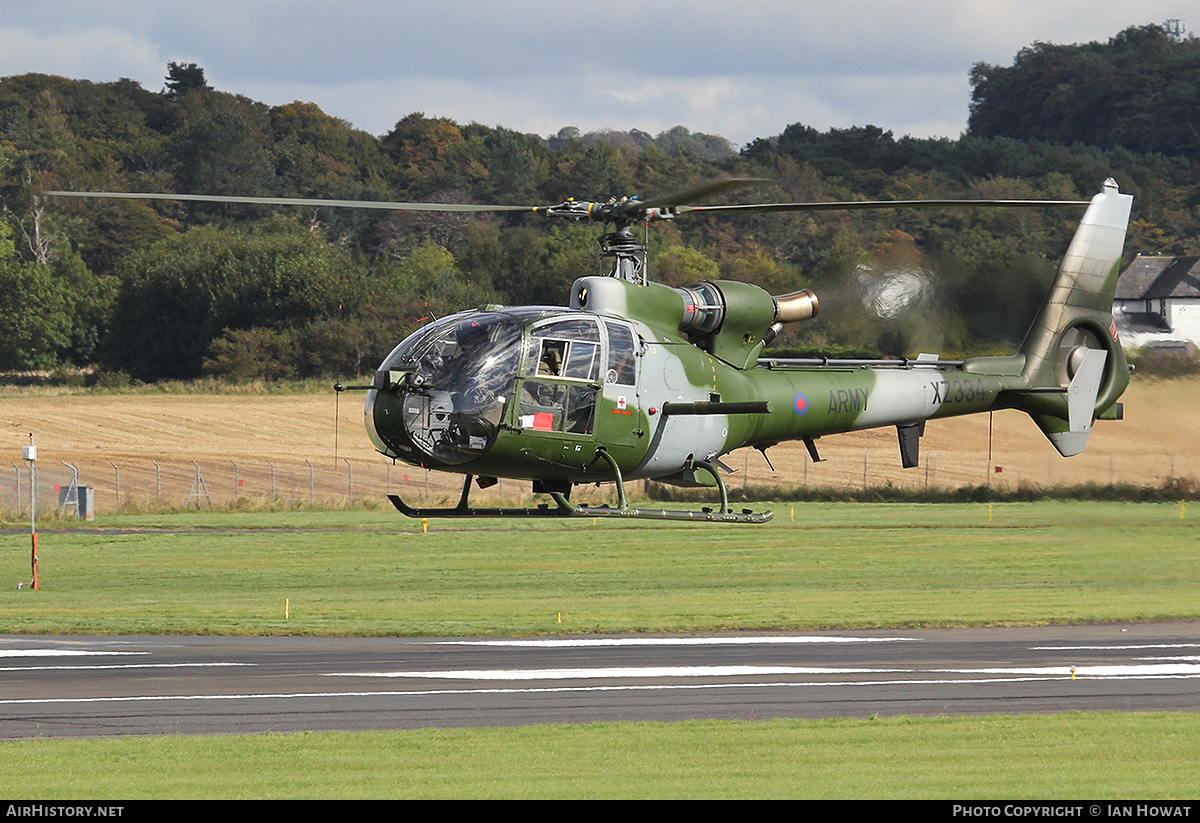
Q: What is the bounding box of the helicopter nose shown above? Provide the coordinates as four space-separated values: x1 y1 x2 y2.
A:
364 384 398 459
366 374 479 468
365 366 421 460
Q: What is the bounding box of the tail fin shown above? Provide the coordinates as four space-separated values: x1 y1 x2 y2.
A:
1016 178 1133 456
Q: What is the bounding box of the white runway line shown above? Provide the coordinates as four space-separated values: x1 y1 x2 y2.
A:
328 661 1200 681
1033 644 1200 651
0 649 148 658
332 665 904 680
7 669 1200 709
933 663 1200 677
0 663 251 672
427 636 918 648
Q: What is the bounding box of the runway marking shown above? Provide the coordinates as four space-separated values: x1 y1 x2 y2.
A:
0 663 251 672
326 662 1200 681
426 636 917 648
0 649 148 658
329 665 902 680
6 667 1200 709
934 663 1200 677
1033 644 1200 651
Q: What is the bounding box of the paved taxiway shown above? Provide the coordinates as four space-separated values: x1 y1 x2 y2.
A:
2 622 1199 739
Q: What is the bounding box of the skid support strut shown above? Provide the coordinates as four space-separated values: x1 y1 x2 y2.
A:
386 452 772 523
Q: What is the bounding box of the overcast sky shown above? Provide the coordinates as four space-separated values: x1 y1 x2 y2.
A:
0 2 1191 147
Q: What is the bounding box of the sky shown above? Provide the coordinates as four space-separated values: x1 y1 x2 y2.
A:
0 1 1192 148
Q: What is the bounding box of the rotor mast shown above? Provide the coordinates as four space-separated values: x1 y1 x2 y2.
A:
599 224 646 284
542 196 666 285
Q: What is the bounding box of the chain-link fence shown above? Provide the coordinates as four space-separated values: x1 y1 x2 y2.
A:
3 437 1194 520
1 456 481 518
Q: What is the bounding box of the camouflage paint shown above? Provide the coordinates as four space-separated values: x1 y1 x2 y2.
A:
365 181 1133 488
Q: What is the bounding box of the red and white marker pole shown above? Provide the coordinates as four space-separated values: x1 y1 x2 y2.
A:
22 435 38 590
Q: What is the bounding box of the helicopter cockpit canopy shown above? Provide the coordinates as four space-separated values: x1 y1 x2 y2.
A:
368 311 524 465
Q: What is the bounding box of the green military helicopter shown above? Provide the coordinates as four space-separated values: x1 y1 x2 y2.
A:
49 178 1132 523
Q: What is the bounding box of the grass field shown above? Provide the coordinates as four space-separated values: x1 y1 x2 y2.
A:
2 502 1198 798
3 713 1199 799
2 501 1197 635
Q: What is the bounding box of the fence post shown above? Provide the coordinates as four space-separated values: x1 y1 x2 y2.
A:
186 462 212 509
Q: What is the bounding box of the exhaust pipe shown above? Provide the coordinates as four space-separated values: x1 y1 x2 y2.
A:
773 288 819 323
764 288 819 346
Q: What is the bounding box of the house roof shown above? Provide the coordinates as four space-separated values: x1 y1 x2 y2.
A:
1116 255 1200 300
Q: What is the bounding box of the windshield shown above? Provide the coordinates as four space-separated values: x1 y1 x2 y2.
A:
380 312 522 465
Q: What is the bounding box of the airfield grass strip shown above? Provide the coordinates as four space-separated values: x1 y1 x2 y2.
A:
1 501 1197 635
0 713 1197 799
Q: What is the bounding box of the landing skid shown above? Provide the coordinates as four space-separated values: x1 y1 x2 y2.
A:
386 454 773 523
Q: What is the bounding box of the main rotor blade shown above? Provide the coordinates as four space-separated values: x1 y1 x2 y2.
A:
635 177 764 209
44 189 1093 219
43 191 539 213
678 198 1091 215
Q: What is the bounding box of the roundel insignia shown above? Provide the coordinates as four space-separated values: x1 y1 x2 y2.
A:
793 392 809 415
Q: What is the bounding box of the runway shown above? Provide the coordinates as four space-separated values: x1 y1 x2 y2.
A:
2 622 1199 739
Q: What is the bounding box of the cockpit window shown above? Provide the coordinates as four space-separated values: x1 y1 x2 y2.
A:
529 318 600 382
604 321 637 385
518 317 601 435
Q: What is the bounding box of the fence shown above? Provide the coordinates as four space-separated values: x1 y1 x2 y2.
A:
3 435 1195 519
1 456 476 517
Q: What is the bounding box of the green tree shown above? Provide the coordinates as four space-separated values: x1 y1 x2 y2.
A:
172 105 277 202
105 217 355 380
164 63 211 98
969 24 1200 157
0 223 71 368
650 243 720 287
202 327 296 381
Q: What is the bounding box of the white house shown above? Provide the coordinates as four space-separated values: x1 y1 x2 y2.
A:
1113 255 1200 355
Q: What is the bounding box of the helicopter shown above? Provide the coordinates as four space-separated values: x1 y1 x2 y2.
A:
48 177 1132 523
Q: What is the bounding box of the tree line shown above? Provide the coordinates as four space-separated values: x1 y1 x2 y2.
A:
2 23 1199 383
